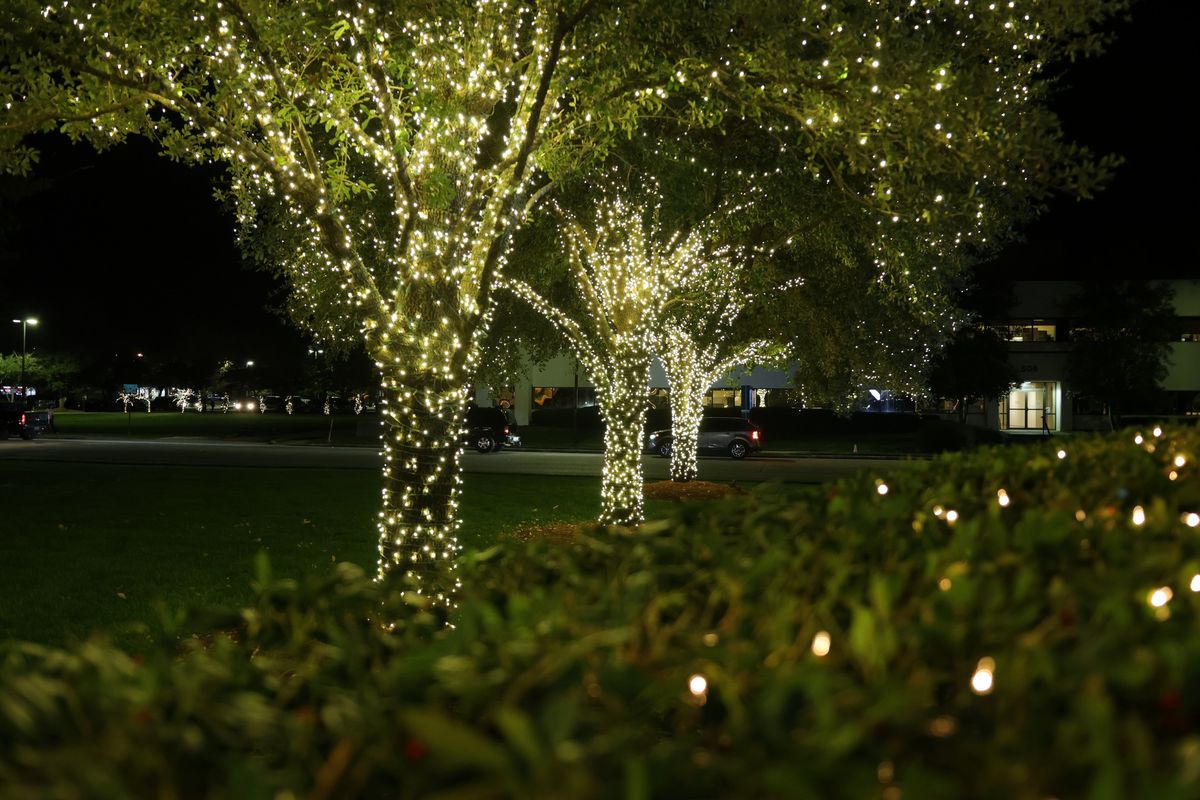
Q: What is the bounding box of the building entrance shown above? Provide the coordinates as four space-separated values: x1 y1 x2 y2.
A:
1000 381 1058 432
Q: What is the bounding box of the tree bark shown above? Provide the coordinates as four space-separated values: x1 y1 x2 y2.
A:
375 367 468 608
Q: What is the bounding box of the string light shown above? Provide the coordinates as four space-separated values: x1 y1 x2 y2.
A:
811 630 832 657
1148 587 1172 608
970 657 995 695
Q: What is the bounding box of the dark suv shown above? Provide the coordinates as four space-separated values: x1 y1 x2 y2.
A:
647 416 761 459
465 405 521 453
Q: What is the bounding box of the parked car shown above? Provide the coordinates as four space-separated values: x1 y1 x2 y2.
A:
1 402 53 440
647 416 761 459
465 405 521 453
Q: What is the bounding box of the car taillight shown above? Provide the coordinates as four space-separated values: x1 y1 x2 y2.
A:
751 429 759 440
504 425 509 435
19 413 26 426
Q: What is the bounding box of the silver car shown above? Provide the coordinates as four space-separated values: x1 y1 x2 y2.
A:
647 416 762 459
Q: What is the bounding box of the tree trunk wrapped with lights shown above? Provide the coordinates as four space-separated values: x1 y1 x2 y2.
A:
375 365 468 601
660 321 773 483
659 326 707 483
595 338 653 526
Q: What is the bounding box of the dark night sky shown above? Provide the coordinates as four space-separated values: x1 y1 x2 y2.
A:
0 137 306 369
981 0 1187 281
0 2 1186 367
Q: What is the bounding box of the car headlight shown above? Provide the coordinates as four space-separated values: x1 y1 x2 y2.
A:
233 402 243 410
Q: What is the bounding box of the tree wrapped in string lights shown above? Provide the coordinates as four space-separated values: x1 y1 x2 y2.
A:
658 322 775 482
3 0 1125 604
116 390 136 413
503 188 727 524
170 388 193 414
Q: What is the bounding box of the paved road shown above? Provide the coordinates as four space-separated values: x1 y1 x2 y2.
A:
0 437 913 483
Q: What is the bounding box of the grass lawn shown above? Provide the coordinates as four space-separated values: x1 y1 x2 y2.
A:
0 462 781 650
51 409 373 444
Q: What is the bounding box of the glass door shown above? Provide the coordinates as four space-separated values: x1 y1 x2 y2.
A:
1001 381 1057 431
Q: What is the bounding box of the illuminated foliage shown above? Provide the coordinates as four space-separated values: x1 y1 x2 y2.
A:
2 0 1125 603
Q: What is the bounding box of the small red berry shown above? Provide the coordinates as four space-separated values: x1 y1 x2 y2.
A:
404 738 428 762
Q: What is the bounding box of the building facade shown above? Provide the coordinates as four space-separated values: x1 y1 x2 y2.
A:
978 280 1198 433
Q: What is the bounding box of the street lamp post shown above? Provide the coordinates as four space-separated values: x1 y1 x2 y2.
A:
10 318 37 405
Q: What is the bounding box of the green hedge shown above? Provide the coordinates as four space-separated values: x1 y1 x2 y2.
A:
3 429 1199 798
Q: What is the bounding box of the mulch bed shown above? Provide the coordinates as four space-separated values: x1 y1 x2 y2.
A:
643 479 745 502
505 522 586 543
508 481 745 542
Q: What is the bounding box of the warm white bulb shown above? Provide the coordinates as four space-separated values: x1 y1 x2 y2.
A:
688 674 708 696
970 658 995 695
812 631 832 657
1149 587 1172 608
1132 506 1146 526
